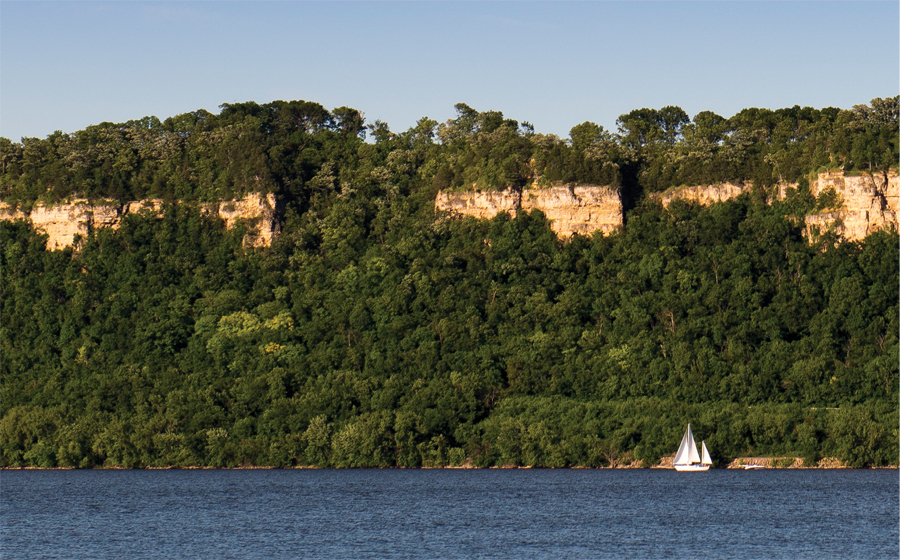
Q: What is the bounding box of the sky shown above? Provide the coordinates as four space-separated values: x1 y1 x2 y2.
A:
1 1 898 142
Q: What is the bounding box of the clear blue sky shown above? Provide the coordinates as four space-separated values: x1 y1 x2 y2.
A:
2 1 898 142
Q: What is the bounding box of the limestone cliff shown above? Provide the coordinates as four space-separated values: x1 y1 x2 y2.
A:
436 186 622 238
651 183 754 208
210 193 280 248
0 193 279 250
435 189 521 220
521 186 623 237
804 171 898 242
2 200 93 251
123 199 165 218
649 171 898 242
435 171 898 242
650 181 799 208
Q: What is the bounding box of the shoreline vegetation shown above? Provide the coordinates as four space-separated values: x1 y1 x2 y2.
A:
3 458 896 471
2 98 898 470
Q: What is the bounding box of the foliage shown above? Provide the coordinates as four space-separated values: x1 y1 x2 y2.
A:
1 98 897 468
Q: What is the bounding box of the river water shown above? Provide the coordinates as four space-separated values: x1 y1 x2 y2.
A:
1 469 897 559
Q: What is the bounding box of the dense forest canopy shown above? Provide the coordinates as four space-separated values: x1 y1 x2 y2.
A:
1 98 897 468
2 97 897 206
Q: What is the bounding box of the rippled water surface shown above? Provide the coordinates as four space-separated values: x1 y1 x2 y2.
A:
2 469 897 559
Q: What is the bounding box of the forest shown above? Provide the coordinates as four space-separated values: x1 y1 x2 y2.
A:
1 97 897 468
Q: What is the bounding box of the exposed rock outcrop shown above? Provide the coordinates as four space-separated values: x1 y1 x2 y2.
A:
805 171 898 242
123 199 165 218
650 181 798 208
0 193 279 250
725 456 852 469
91 204 122 229
521 186 623 237
435 171 900 242
436 185 623 238
210 193 280 248
18 200 94 251
435 189 521 220
649 172 898 242
651 182 754 208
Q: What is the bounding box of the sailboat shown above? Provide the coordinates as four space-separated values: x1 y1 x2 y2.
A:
673 424 712 472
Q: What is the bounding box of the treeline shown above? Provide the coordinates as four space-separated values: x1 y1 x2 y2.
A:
2 97 897 206
1 99 898 469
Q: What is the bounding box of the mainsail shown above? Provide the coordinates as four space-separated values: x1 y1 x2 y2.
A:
674 424 702 465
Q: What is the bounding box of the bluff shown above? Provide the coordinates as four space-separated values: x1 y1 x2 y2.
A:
1 172 895 250
435 185 623 238
437 171 898 242
804 171 898 242
651 172 899 242
0 193 278 250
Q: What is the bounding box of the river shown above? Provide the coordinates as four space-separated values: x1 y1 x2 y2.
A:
2 469 897 559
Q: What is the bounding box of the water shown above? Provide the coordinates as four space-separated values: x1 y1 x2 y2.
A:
1 469 897 559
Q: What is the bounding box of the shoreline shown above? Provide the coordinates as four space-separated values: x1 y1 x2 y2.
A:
3 460 896 471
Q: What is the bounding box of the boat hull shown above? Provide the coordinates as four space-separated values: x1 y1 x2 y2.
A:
674 464 710 472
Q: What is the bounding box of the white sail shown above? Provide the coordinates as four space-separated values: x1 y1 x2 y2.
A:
674 424 702 465
673 428 691 465
701 441 712 465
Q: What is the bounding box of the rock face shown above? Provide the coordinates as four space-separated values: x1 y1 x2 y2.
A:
436 186 623 238
2 200 96 251
210 193 280 248
29 202 97 250
650 181 799 208
521 186 623 237
648 172 898 242
805 171 898 242
435 189 521 220
123 199 165 217
436 171 898 242
651 183 753 208
0 193 279 250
